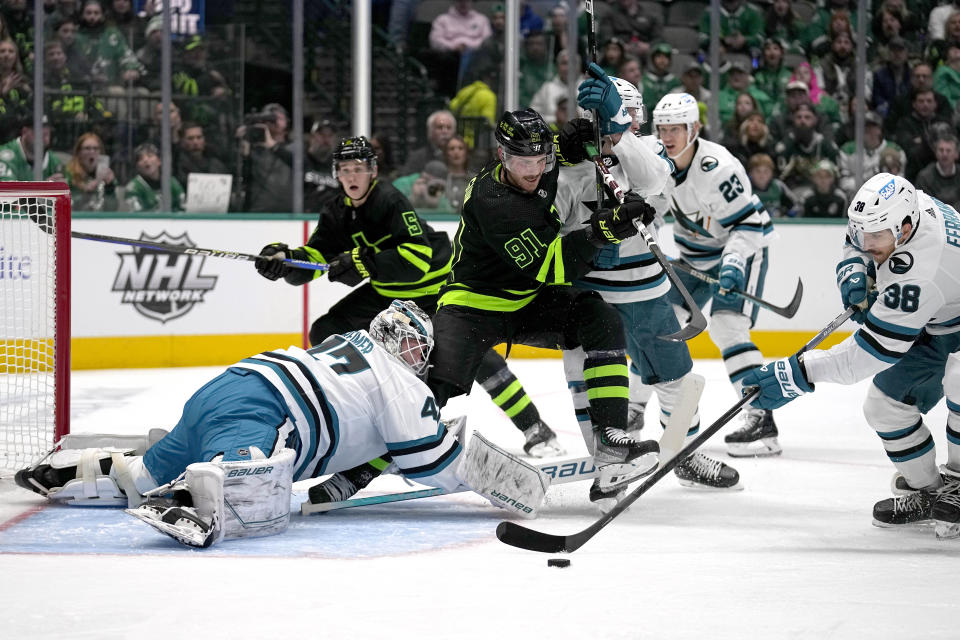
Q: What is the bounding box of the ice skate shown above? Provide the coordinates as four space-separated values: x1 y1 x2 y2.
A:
674 451 742 490
522 420 566 457
593 426 659 490
625 402 645 438
932 467 960 539
873 489 937 527
588 478 626 514
724 410 781 458
308 461 382 504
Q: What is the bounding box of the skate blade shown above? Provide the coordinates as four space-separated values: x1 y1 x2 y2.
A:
675 477 745 491
590 491 625 514
871 518 934 529
726 438 782 458
597 453 659 491
524 438 567 459
935 521 960 540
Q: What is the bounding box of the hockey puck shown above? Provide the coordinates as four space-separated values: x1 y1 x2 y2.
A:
547 558 571 568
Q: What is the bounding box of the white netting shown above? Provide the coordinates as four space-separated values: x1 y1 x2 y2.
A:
0 194 62 474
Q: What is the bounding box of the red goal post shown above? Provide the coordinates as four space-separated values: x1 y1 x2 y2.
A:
0 181 71 475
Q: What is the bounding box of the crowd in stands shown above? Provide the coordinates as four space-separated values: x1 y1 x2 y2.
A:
3 0 960 215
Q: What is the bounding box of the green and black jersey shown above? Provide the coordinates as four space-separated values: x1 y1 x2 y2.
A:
290 180 452 299
439 161 598 312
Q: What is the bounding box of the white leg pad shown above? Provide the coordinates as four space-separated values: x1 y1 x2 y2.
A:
42 448 132 506
220 447 296 540
459 431 548 519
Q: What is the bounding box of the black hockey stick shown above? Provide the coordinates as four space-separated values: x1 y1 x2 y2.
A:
671 260 804 319
584 0 604 208
71 230 328 271
495 306 855 553
586 149 707 342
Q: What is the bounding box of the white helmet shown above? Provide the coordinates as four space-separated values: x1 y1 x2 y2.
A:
609 76 646 133
369 300 434 376
652 93 700 157
847 173 918 251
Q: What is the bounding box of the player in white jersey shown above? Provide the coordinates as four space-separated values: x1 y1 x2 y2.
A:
15 301 547 547
742 174 960 538
564 67 741 505
646 92 780 458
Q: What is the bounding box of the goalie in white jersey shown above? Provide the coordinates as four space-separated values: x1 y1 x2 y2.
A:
647 92 780 458
15 300 548 547
742 174 960 538
562 67 741 505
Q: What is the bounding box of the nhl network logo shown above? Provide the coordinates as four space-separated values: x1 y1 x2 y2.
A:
111 231 218 323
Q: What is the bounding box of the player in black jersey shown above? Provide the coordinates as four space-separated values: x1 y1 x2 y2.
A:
253 136 562 502
428 108 662 491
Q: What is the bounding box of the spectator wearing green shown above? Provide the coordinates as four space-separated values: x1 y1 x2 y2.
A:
74 0 144 87
933 42 960 110
753 38 791 113
392 160 452 213
748 152 798 218
773 102 840 200
640 43 679 134
799 0 861 56
718 61 774 125
518 31 551 108
124 143 185 212
698 0 764 56
0 116 66 181
449 64 497 150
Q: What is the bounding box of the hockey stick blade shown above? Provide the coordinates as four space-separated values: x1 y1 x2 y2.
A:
72 230 328 271
496 307 854 553
671 261 804 319
495 391 756 553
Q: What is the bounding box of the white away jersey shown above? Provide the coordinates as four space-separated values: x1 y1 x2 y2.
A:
231 330 464 492
805 192 960 385
557 134 673 303
648 138 774 269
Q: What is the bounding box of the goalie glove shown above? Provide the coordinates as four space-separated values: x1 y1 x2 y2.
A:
327 246 376 286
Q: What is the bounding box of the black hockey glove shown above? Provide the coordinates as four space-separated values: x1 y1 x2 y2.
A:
327 247 376 286
586 198 655 246
622 192 657 226
555 118 596 166
255 242 292 281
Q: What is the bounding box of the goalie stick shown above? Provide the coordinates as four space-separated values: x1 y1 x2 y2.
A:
670 261 804 319
71 230 328 272
495 308 854 553
300 375 704 515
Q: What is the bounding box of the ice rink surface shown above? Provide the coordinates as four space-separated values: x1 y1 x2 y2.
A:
2 358 958 639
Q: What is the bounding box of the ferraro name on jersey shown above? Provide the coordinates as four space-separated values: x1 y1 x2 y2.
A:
805 192 960 386
649 139 774 269
229 330 464 492
557 134 673 303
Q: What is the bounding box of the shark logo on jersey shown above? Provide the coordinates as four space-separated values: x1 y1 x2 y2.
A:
879 178 897 200
888 252 914 274
700 156 719 172
111 231 218 323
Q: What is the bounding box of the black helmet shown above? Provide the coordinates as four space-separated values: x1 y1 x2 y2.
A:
332 135 377 178
495 109 554 157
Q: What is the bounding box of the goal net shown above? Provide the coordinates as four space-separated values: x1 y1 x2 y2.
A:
0 182 71 475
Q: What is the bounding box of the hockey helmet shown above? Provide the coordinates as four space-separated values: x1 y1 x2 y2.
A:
369 300 434 376
847 173 918 252
332 136 377 178
652 92 700 156
610 77 646 122
495 108 556 173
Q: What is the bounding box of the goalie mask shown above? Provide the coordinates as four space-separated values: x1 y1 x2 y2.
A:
369 300 434 376
847 173 918 253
